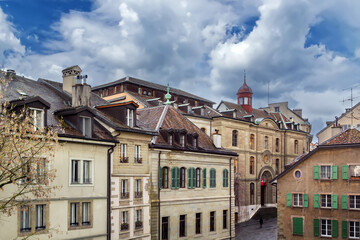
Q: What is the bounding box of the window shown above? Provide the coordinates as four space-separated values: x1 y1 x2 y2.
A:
82 202 90 225
250 134 255 150
321 195 332 208
292 217 303 235
210 211 215 232
349 165 360 179
250 183 254 205
250 157 254 174
275 107 280 112
126 108 134 127
320 165 332 179
180 167 186 188
200 127 206 133
275 138 279 152
135 210 142 229
163 167 169 189
121 211 129 231
223 169 229 187
196 213 201 234
244 97 248 104
295 170 301 178
294 140 298 154
135 179 142 198
350 195 360 209
293 193 303 207
196 168 201 188
71 160 80 184
70 159 93 185
240 97 243 105
349 221 360 239
179 215 186 237
232 130 238 147
264 136 268 150
83 160 91 184
20 206 31 232
120 144 128 163
35 204 46 230
223 210 228 229
210 168 216 188
180 134 185 147
70 202 79 226
321 219 332 237
162 217 169 240
193 137 197 148
135 145 142 163
121 179 129 199
276 159 279 175
30 108 44 131
79 116 91 137
169 134 173 145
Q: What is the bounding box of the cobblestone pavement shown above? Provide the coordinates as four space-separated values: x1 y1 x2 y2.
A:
235 217 277 240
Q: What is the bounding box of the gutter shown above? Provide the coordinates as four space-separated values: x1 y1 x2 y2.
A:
107 145 115 240
158 151 161 240
229 157 232 239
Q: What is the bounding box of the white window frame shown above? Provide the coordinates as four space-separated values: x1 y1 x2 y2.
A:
121 179 128 194
121 211 128 224
293 193 303 207
321 194 332 208
69 158 94 186
29 107 44 131
135 145 141 161
321 219 332 237
135 209 142 222
126 109 134 127
79 116 92 138
120 144 127 158
135 179 141 193
349 221 360 239
320 165 332 179
180 134 185 147
350 195 360 210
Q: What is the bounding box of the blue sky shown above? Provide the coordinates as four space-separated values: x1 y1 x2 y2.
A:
1 0 360 140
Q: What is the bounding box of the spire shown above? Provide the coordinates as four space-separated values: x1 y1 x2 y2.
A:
164 83 172 105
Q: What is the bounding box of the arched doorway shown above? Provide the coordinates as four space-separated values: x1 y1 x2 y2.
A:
260 171 273 206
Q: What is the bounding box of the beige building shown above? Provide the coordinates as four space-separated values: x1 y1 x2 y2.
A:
137 105 237 240
317 102 360 144
272 128 360 239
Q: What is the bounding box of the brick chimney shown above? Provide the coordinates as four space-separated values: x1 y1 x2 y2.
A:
62 65 82 94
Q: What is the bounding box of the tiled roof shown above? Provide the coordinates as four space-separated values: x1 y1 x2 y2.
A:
322 128 360 145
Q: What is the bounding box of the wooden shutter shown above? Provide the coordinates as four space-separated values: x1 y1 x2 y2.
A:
171 168 175 189
192 168 196 189
159 167 163 189
202 168 207 188
303 194 308 208
342 165 348 179
341 195 348 209
176 167 180 189
286 193 292 207
332 194 338 209
213 169 216 188
342 221 347 238
188 168 192 189
223 169 228 187
293 217 303 235
332 165 338 179
313 165 319 179
332 220 338 237
314 194 319 208
313 219 319 237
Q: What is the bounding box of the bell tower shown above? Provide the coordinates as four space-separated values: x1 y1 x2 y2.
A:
237 70 253 113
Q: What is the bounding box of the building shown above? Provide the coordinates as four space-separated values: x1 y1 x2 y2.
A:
271 128 360 239
317 102 360 144
137 103 238 240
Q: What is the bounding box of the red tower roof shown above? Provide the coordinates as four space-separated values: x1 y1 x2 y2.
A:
237 81 253 94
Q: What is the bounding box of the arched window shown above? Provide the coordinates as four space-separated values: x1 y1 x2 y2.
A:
250 134 255 150
210 168 216 188
200 127 206 133
250 157 254 174
250 183 254 205
294 140 298 154
276 138 279 152
264 136 268 150
223 169 229 187
276 159 279 175
196 168 201 188
162 167 169 189
180 167 186 188
232 130 238 147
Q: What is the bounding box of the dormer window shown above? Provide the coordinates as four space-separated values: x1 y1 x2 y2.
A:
169 135 173 145
30 108 44 131
126 109 134 127
180 134 185 147
193 137 198 148
80 116 91 138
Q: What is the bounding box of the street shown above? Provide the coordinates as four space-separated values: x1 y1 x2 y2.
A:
235 217 277 240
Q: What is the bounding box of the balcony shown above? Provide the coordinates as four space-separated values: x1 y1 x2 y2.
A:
121 223 129 231
134 157 142 164
135 221 143 229
134 191 143 198
120 157 129 163
121 192 129 199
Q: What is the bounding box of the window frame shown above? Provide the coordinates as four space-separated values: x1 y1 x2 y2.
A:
320 165 332 180
195 213 201 235
120 143 128 163
210 211 216 232
264 136 268 150
292 193 303 207
162 216 169 240
349 195 360 210
29 107 45 131
349 221 360 239
69 158 94 186
79 116 92 138
249 157 254 175
321 194 332 208
232 130 238 147
163 167 169 189
134 145 142 163
179 214 186 237
180 167 186 188
126 108 134 127
196 168 201 188
249 134 255 150
223 210 228 229
321 219 332 237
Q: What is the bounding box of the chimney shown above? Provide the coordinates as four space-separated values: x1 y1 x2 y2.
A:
293 109 302 117
212 129 222 148
72 75 92 107
6 69 16 79
62 65 82 94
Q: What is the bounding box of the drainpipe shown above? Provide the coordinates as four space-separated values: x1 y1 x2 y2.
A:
158 151 162 240
229 157 232 239
284 131 287 168
107 145 115 240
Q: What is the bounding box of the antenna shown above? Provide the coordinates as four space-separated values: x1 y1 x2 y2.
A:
341 84 360 128
268 80 270 105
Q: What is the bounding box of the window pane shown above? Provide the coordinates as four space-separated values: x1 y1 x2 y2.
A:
83 161 91 183
20 206 31 231
70 203 79 226
36 205 45 230
82 202 90 225
196 213 201 234
71 160 79 184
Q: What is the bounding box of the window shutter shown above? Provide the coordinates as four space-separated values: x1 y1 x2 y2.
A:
313 219 319 237
202 168 207 188
341 195 348 209
171 168 175 189
313 166 319 179
159 167 163 189
332 220 338 237
192 168 196 189
332 165 338 179
332 194 338 209
176 167 180 189
342 165 348 179
286 193 292 207
342 221 347 238
293 217 303 235
213 169 216 188
223 169 228 187
303 194 308 208
314 194 319 208
188 168 191 189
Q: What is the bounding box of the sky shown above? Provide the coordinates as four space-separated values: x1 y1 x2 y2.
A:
1 0 360 140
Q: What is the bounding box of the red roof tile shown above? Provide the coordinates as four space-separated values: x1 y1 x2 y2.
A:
322 128 360 145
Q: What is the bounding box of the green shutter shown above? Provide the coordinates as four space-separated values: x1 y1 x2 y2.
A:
332 165 338 179
223 169 229 187
286 193 292 207
210 168 216 188
313 165 319 179
341 195 348 209
314 219 319 237
342 165 348 179
213 169 216 188
293 217 303 235
303 194 308 208
159 167 163 189
188 168 191 189
314 194 319 208
332 194 338 209
176 167 180 189
342 221 347 238
171 168 175 189
192 168 196 188
202 168 207 188
332 220 338 237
